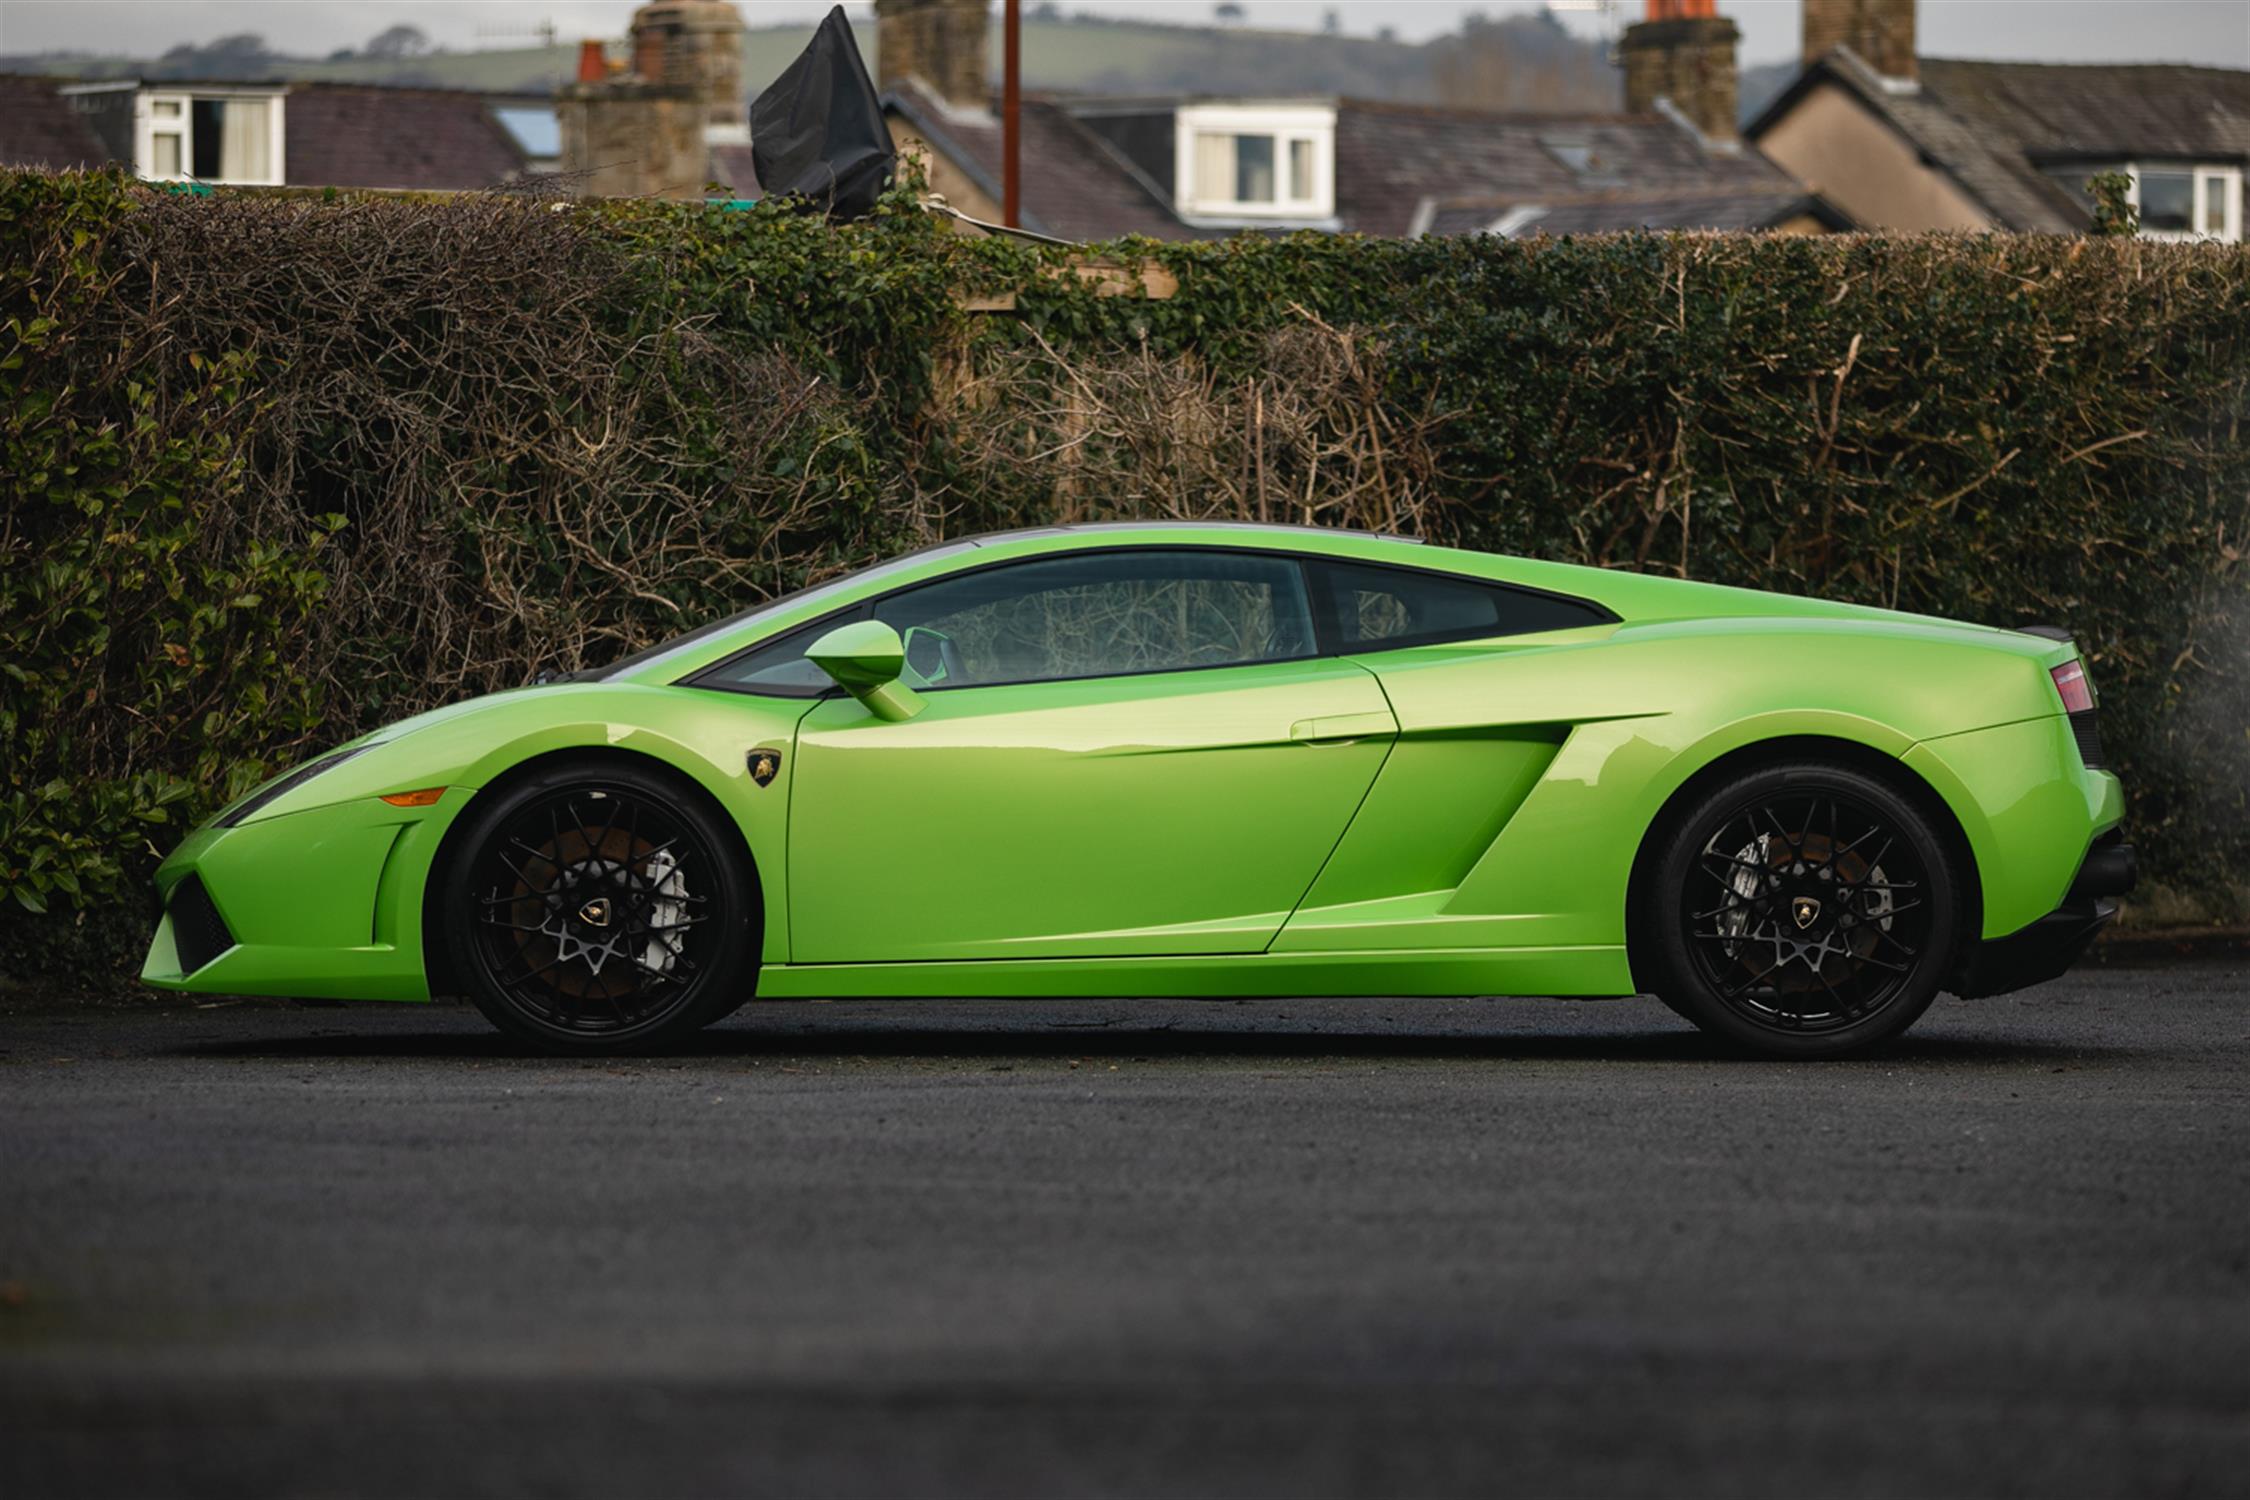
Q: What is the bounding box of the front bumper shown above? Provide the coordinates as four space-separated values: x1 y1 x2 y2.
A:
142 789 468 1002
1951 831 2136 999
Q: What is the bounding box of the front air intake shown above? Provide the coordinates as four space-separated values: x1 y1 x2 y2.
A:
168 874 235 974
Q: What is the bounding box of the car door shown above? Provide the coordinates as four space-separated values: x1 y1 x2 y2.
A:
785 548 1397 963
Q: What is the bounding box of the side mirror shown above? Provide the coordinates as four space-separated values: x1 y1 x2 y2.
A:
902 625 954 686
806 620 924 722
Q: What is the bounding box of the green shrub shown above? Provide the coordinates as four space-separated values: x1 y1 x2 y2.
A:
1 168 2243 987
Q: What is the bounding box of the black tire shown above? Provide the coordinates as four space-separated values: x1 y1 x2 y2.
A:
440 758 758 1054
1638 760 1966 1060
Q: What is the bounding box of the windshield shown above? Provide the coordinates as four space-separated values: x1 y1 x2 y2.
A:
593 540 985 682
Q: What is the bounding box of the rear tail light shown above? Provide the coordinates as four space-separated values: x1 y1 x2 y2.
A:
2051 659 2107 768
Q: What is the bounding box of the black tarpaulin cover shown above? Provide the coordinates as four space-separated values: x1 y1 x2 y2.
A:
750 5 897 220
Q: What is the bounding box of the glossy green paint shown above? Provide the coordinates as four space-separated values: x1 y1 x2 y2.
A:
806 619 926 722
1906 718 2125 935
142 791 464 1000
143 524 2119 1006
789 656 1395 961
144 683 813 998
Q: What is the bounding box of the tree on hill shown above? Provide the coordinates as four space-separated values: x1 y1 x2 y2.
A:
1431 10 1619 112
149 32 278 80
365 24 432 61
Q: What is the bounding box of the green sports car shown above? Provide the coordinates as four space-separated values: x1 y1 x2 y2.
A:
144 523 2134 1058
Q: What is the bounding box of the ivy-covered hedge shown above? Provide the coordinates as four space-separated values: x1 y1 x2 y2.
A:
4 168 2246 987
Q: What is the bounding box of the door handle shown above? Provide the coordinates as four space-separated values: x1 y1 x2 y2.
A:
1290 712 1395 745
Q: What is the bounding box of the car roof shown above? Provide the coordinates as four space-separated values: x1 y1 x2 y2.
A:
950 521 1425 548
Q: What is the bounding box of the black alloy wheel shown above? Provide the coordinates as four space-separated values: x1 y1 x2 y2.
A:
442 759 756 1053
1642 762 1964 1058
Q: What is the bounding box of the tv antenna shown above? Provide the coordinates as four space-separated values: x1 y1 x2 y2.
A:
1546 0 1622 46
476 18 560 49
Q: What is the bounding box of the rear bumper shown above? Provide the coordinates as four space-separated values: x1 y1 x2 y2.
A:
1951 832 2135 999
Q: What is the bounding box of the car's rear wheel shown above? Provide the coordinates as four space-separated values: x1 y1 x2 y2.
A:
1640 761 1965 1059
441 759 757 1054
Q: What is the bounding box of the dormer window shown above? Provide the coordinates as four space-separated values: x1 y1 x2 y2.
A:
1175 104 1334 222
135 88 285 186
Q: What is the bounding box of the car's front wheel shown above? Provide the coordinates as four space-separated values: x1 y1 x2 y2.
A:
1640 761 1966 1059
440 759 757 1053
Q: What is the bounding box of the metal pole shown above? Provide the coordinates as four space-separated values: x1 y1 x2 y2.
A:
1003 0 1022 228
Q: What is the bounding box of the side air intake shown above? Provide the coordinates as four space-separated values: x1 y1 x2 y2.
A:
168 874 235 974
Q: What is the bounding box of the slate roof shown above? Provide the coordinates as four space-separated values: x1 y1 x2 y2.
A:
0 74 108 170
1334 100 1807 238
885 79 1197 241
708 143 762 197
1424 184 1844 237
283 85 534 191
889 81 1829 242
1748 49 2250 232
0 76 535 190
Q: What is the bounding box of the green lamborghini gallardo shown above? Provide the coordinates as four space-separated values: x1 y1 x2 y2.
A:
144 523 2133 1057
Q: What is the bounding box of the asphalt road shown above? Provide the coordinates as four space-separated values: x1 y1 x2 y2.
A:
3 963 2245 1499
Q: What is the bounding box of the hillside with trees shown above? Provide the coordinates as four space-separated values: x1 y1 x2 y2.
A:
2 9 1620 111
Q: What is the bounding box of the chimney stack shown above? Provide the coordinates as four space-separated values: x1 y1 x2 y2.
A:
628 0 747 131
1619 0 1741 145
1803 0 1918 83
873 0 991 110
557 0 744 199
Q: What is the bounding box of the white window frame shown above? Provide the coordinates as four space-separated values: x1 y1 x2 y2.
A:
2126 161 2240 243
1174 104 1335 223
140 93 188 180
134 87 287 187
2193 166 2242 241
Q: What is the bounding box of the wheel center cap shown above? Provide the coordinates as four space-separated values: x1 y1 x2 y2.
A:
578 897 612 928
1791 895 1822 930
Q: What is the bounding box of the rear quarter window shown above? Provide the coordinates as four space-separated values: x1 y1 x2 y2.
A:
1311 559 1611 649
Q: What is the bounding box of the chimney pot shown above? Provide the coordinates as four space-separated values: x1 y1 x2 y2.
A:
577 39 608 84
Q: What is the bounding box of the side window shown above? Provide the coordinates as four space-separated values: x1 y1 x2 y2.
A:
693 612 860 697
1312 560 1609 649
873 551 1316 689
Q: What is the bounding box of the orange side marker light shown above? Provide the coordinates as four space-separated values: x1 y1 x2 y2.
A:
379 787 447 808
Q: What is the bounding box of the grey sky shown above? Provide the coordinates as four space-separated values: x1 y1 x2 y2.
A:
2 0 2244 67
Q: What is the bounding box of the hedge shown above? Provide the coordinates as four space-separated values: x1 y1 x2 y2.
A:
3 167 2245 987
